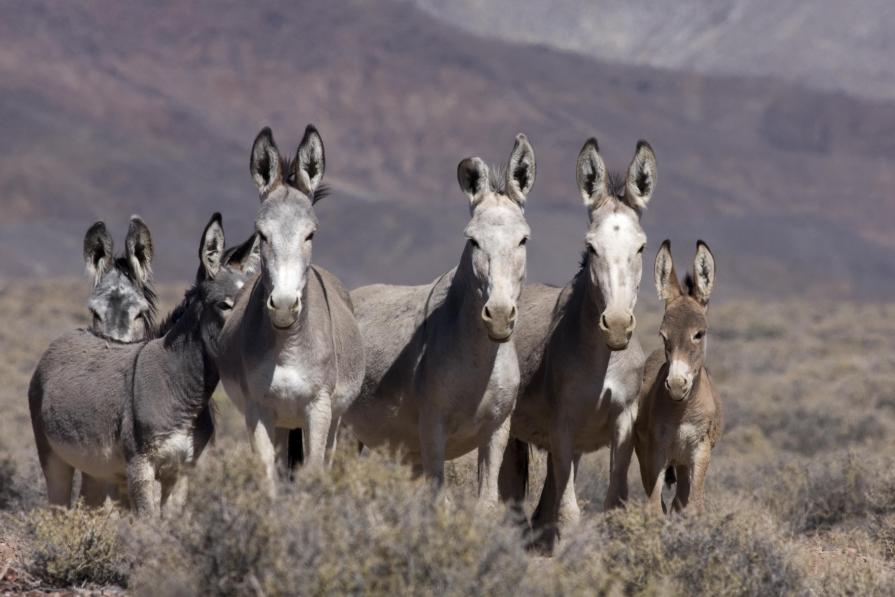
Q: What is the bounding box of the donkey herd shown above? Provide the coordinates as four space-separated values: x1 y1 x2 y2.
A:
27 125 723 545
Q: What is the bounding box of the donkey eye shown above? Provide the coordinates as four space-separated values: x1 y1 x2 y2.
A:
694 330 705 341
587 244 597 256
305 232 315 243
469 239 480 249
637 244 646 254
519 237 528 247
217 300 233 311
256 231 267 243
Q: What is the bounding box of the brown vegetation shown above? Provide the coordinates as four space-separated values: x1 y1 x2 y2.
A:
2 279 895 594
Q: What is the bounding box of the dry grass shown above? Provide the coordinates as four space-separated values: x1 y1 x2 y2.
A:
2 279 895 594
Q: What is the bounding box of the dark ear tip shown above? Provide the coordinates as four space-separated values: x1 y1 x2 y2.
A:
304 123 320 136
254 127 274 145
636 139 654 153
582 137 600 152
660 239 671 250
696 239 712 252
514 132 529 143
87 221 107 233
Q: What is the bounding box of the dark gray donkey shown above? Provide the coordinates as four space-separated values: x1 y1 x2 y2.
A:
79 215 159 505
83 216 158 342
29 214 258 515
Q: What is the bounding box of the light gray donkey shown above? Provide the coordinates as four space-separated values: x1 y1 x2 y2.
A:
79 215 159 505
217 126 365 489
83 216 158 342
345 134 536 506
499 138 657 544
29 214 258 515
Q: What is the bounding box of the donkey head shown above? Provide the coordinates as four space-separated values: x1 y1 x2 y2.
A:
191 213 261 353
83 216 157 342
576 138 656 350
654 240 716 401
249 125 326 330
457 134 535 342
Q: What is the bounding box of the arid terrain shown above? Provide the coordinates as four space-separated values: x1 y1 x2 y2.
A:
1 278 894 595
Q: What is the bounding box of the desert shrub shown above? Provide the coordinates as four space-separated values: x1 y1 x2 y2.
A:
527 498 804 597
764 451 895 534
0 455 19 510
133 445 530 596
796 530 895 597
26 503 128 587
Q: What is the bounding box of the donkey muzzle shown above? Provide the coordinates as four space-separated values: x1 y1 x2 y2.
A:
482 302 517 343
599 310 635 351
266 293 301 329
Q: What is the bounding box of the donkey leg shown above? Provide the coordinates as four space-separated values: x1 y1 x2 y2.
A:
605 406 637 510
418 410 446 487
671 465 691 512
498 438 529 505
302 396 333 469
245 402 278 493
645 455 667 515
127 457 160 517
273 427 291 478
552 434 581 533
476 416 511 508
80 474 111 507
43 453 74 507
325 417 341 467
689 442 711 513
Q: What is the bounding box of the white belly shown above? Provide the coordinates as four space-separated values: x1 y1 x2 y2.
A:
49 439 126 481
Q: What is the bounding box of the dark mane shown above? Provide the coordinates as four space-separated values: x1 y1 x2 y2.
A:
83 328 147 345
684 272 696 296
157 284 201 340
282 155 331 204
111 256 159 335
487 165 507 194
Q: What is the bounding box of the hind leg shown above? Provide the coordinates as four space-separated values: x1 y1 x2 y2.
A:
498 438 528 505
42 453 74 507
80 474 113 507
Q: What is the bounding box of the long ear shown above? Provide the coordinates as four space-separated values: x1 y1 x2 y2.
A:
83 222 113 287
625 140 657 212
655 240 682 302
250 127 283 197
293 124 325 196
199 212 225 279
124 215 153 287
576 137 609 210
457 157 490 209
506 133 536 206
691 240 716 305
226 233 261 274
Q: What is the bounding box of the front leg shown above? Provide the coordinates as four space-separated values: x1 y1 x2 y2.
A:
551 428 581 533
605 405 637 510
476 415 511 509
418 408 446 487
302 394 333 468
325 416 341 467
245 401 278 494
688 442 712 513
642 448 668 515
127 456 160 517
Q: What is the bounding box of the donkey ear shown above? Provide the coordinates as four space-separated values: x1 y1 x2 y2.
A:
625 140 657 212
655 240 682 302
293 124 325 196
250 127 283 197
124 215 153 286
457 157 490 208
226 232 261 274
506 133 536 206
691 240 716 305
199 212 225 279
577 137 609 209
84 222 113 286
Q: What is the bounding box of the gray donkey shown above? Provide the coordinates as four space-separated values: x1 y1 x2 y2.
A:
83 216 158 342
499 138 656 544
217 126 364 489
79 216 159 505
345 134 536 506
30 214 258 515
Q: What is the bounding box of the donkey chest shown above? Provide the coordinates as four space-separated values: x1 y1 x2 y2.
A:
666 420 712 462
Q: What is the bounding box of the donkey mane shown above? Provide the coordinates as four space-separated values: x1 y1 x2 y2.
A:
683 272 696 296
606 170 626 199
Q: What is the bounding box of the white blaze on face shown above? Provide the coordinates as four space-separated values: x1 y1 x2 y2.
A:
667 359 693 388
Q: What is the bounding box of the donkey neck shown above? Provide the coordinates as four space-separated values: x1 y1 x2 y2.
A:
158 296 220 409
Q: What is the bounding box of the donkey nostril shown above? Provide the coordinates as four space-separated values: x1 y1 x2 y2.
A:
267 295 277 311
600 314 609 330
292 297 300 310
629 314 635 327
483 305 493 321
509 305 517 322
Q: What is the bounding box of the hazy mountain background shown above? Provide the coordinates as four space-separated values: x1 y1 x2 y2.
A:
1 0 893 299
